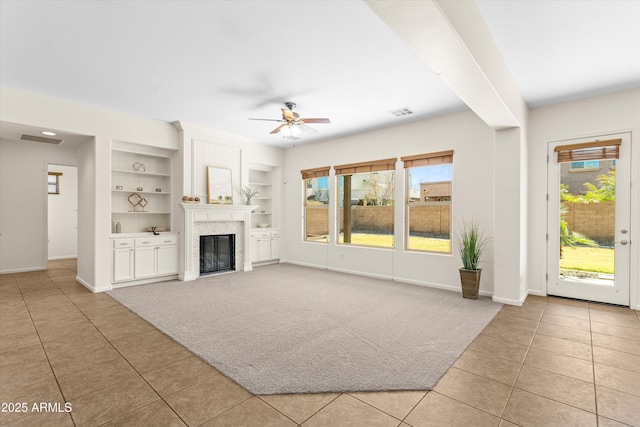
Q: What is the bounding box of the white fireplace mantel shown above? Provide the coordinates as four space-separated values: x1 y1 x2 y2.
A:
180 203 257 281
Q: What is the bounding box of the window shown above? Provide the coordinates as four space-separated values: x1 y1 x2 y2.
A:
335 158 395 248
570 160 599 170
48 172 61 195
302 167 330 242
402 150 453 253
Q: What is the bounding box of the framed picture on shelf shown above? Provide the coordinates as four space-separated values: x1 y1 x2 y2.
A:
207 166 233 204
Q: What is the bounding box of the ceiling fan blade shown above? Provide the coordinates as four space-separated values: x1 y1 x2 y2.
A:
270 124 287 134
301 118 331 124
299 124 319 134
281 108 296 121
249 118 284 122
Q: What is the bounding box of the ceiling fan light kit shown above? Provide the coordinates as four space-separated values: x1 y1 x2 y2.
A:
249 102 331 138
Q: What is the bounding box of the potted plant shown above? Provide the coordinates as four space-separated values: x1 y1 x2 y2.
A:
455 219 488 299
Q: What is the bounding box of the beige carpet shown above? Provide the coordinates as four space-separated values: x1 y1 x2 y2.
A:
108 263 502 394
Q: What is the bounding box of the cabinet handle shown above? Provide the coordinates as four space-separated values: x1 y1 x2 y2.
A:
164 240 172 243
142 241 150 244
119 243 127 246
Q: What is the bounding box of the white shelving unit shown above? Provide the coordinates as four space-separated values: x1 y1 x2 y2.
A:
248 166 275 229
111 146 173 234
247 163 280 265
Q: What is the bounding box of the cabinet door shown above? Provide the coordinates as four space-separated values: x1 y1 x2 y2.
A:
250 239 260 263
113 248 134 282
257 238 271 262
134 246 156 279
270 238 280 260
156 245 178 276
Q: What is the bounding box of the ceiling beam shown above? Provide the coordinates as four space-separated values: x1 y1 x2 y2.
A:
365 0 524 130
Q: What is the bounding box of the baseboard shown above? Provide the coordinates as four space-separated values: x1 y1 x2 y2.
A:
0 266 46 274
527 289 547 297
280 260 328 270
76 275 111 293
327 266 392 281
111 275 178 289
48 255 77 261
492 295 525 306
394 276 493 297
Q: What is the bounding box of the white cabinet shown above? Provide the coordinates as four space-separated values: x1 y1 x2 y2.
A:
157 244 178 276
134 246 157 279
111 143 174 235
250 230 279 264
133 236 178 278
270 230 280 260
112 235 177 285
112 239 134 282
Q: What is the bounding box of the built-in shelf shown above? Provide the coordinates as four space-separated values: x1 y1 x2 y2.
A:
112 169 171 177
248 165 277 229
111 144 174 234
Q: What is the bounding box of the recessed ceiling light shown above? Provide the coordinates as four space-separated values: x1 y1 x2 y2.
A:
41 131 57 136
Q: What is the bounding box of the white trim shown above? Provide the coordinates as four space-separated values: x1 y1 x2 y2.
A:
327 266 392 281
493 295 525 306
527 289 547 297
0 266 46 274
76 275 111 293
111 274 178 289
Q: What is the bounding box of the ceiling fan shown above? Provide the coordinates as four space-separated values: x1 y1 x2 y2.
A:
249 102 331 138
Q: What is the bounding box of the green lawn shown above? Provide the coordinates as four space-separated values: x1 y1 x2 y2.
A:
560 246 614 274
338 234 614 274
338 233 451 253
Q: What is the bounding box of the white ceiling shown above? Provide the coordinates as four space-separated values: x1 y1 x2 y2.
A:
1 0 638 147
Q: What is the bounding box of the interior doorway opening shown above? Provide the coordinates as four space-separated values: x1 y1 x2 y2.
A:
48 164 78 261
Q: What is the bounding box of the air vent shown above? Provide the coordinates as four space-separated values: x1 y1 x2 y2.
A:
389 107 414 117
19 134 65 145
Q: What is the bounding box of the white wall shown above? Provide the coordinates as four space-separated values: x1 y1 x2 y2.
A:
48 164 78 260
1 86 178 290
282 109 497 295
527 89 640 309
0 139 78 272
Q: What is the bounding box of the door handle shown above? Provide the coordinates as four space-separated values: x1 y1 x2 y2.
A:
615 240 629 245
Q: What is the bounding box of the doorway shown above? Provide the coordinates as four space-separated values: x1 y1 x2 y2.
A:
547 133 631 306
48 164 78 260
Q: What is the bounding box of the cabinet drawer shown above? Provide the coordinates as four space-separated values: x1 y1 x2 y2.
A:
250 231 270 239
113 238 134 248
135 235 178 247
271 230 280 238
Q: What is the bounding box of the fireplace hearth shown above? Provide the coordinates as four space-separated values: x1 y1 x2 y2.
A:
200 234 235 276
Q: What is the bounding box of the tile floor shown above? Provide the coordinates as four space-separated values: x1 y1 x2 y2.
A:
1 260 639 426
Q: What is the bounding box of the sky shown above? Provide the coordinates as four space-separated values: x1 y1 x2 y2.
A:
408 164 452 190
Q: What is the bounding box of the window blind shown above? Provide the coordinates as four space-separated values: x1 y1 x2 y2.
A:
554 139 621 163
401 150 453 168
334 158 396 175
301 166 330 179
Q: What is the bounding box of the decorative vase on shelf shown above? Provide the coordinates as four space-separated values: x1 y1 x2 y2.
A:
115 222 121 233
246 198 251 205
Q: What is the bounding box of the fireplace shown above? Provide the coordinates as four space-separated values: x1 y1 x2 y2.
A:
180 203 255 281
200 234 235 275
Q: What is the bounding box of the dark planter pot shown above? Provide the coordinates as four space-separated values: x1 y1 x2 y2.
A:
459 268 482 299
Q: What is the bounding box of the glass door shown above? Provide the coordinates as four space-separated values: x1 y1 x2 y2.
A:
547 133 631 306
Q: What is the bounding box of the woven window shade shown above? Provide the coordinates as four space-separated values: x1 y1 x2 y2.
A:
554 139 621 163
401 150 454 168
334 158 396 175
301 166 330 179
